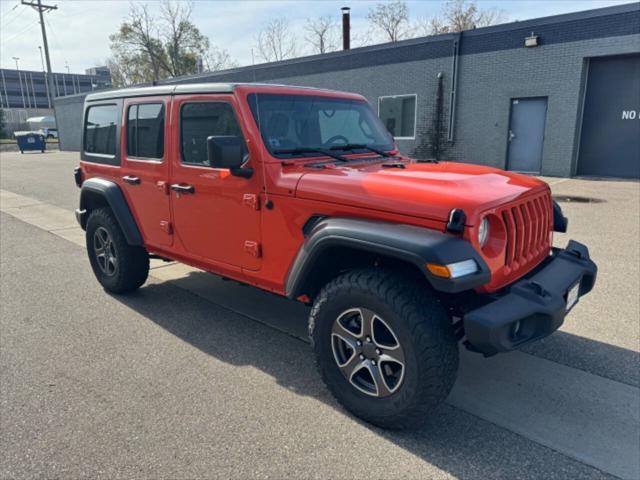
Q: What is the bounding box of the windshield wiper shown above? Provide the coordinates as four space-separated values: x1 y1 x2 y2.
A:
329 143 392 157
273 147 348 162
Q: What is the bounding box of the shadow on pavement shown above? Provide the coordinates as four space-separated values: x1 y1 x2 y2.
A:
108 270 624 479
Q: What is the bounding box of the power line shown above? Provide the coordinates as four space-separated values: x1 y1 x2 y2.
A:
1 4 27 30
1 18 41 45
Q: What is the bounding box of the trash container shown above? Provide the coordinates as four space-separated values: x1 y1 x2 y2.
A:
15 132 46 154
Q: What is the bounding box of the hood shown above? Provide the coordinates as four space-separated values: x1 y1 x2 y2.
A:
295 161 549 225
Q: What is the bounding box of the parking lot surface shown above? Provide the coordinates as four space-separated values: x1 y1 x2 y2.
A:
1 151 639 479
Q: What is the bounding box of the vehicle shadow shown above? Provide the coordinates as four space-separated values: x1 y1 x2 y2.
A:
111 269 637 478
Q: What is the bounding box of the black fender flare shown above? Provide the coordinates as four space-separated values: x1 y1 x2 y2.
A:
77 178 143 246
285 217 490 298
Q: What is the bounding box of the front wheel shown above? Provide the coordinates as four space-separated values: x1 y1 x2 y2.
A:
309 268 458 429
86 208 149 294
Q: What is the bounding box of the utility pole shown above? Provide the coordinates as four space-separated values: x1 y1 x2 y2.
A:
22 0 57 110
38 46 51 107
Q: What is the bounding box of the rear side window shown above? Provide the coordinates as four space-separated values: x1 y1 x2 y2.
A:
84 104 118 156
127 103 165 159
180 102 243 166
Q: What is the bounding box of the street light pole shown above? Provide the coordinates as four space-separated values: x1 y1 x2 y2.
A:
38 46 45 71
12 57 26 108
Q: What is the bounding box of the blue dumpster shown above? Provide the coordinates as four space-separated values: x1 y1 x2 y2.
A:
15 133 46 153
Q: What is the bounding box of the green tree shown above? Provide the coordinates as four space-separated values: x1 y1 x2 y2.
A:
108 1 237 87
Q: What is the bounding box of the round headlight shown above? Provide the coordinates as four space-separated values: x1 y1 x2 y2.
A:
478 217 490 247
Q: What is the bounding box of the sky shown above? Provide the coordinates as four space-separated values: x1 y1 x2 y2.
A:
0 0 634 73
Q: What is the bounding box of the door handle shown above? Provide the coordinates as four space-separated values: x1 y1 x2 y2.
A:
508 130 516 142
122 175 141 185
170 183 195 194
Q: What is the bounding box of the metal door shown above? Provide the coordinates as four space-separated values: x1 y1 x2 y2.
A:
121 96 173 248
507 97 548 173
577 54 640 179
169 95 262 271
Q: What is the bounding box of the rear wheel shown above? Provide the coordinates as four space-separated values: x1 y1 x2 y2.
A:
309 268 458 429
86 208 149 294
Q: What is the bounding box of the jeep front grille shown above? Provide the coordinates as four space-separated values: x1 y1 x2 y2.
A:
501 193 552 270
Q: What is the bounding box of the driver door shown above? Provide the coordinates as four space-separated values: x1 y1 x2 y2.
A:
169 95 262 271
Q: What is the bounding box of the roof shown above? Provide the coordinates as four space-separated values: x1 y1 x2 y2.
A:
84 82 343 102
85 83 235 102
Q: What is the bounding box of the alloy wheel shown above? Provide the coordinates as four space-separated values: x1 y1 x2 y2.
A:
93 226 118 276
331 308 405 397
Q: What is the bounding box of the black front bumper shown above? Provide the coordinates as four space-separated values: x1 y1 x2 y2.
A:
463 240 597 356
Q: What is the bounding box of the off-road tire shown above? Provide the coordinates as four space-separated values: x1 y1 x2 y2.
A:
86 208 149 294
309 268 458 429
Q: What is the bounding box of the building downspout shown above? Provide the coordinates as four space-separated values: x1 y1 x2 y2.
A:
447 32 461 143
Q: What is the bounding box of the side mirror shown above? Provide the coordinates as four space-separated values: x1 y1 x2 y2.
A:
206 135 253 178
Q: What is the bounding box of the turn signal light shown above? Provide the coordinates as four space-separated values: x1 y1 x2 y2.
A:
426 264 451 278
426 259 479 279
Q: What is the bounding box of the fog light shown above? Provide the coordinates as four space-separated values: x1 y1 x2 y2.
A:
447 259 478 278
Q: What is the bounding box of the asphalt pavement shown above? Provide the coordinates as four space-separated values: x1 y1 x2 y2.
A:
1 151 638 479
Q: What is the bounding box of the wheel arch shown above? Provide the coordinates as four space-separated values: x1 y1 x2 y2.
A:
285 217 490 300
78 178 143 246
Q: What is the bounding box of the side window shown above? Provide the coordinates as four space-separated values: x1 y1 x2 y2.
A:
181 102 242 166
84 104 118 156
126 103 164 159
378 94 416 139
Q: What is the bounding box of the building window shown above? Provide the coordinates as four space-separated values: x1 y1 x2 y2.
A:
84 104 118 156
126 103 165 159
180 102 244 166
378 94 417 139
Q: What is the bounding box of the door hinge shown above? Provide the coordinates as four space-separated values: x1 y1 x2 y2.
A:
160 220 173 235
243 193 260 210
244 240 261 258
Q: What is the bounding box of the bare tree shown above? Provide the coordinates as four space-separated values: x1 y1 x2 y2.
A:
304 16 338 54
475 6 506 28
255 19 296 62
413 16 450 36
108 1 237 86
367 1 411 43
440 0 504 33
411 0 505 38
205 46 239 72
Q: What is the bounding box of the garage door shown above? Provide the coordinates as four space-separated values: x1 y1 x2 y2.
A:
577 54 640 178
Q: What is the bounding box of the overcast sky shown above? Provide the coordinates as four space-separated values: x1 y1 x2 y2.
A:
0 0 633 73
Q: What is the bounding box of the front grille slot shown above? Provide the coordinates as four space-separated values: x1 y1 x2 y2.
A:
501 193 551 270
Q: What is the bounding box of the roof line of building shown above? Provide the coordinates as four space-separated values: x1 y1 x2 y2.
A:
161 2 639 85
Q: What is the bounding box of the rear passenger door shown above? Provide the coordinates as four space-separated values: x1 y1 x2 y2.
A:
120 97 173 248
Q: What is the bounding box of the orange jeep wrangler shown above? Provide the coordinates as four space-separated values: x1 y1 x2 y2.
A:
75 83 597 429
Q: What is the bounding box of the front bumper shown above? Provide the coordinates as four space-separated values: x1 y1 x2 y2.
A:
463 240 597 356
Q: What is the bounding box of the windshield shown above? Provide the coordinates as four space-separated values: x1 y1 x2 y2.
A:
247 93 395 158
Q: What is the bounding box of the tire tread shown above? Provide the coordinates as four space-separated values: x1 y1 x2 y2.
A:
309 268 458 429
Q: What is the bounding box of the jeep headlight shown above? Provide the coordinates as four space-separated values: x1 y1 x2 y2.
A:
478 217 490 248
